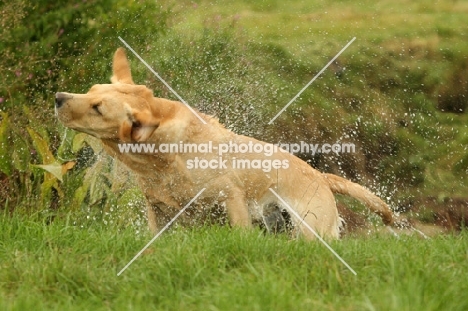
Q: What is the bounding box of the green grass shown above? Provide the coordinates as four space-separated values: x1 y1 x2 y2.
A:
168 0 468 57
1 212 467 310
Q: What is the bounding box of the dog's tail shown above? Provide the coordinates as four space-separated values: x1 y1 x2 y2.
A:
323 173 393 225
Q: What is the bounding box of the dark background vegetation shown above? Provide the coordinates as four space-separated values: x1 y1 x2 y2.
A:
0 0 467 229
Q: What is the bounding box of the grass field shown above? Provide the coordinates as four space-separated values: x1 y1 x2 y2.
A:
1 212 467 311
1 0 468 310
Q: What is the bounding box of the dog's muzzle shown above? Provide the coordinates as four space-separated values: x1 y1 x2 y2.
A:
55 92 73 108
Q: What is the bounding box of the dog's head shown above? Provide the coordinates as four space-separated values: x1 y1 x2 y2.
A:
55 48 159 142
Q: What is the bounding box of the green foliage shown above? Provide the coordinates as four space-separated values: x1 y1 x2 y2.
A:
0 0 168 214
0 112 12 176
0 0 169 108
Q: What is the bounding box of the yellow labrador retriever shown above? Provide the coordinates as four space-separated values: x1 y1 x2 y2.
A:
55 48 393 239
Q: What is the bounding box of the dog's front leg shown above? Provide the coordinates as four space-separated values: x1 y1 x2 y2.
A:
224 190 251 228
146 201 173 234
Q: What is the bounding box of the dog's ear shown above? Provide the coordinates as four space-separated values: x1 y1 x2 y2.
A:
111 48 134 84
119 105 159 142
119 119 133 142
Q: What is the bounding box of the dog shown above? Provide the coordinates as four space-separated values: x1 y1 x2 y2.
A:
55 48 393 239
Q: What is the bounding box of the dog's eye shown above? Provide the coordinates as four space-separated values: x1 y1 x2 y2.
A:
92 104 102 115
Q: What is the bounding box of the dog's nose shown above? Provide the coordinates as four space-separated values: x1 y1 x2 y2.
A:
55 92 71 108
